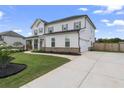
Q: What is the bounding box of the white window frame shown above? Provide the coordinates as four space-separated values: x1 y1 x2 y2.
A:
62 24 68 31
74 21 81 29
34 30 38 35
48 27 54 33
39 28 43 33
51 38 55 47
65 38 70 47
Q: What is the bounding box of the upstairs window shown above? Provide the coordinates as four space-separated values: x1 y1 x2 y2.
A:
34 30 38 35
36 21 41 27
48 27 54 33
65 38 70 47
39 28 43 33
51 38 55 47
62 24 68 31
74 22 81 29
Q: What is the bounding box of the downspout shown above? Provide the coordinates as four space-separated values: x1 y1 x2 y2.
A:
43 26 46 51
77 31 80 54
78 16 87 53
44 36 46 52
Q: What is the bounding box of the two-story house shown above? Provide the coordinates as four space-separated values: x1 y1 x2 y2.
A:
0 31 25 46
26 15 96 54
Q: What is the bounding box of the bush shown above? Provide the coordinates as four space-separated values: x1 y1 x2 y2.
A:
0 43 25 68
0 49 12 68
0 45 17 68
32 49 45 53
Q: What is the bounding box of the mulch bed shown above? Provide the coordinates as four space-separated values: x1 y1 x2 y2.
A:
0 63 27 78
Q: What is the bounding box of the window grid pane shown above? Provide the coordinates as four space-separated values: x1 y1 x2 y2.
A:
34 30 38 35
39 28 43 33
65 38 70 47
62 24 68 31
51 38 55 47
48 27 54 33
74 22 81 29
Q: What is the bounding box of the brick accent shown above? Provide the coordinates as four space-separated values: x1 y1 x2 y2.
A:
41 47 80 54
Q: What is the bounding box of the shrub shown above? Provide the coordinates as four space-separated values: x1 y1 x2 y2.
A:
0 49 12 68
32 49 45 53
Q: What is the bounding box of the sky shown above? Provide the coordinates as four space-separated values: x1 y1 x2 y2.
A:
0 5 124 39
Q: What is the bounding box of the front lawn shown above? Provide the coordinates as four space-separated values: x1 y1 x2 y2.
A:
0 53 70 88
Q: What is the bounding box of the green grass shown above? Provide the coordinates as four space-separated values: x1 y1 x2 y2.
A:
0 53 70 88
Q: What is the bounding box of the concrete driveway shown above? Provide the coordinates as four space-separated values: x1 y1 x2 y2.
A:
22 51 124 88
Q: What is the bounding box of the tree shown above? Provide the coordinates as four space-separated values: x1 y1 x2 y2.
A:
96 38 124 43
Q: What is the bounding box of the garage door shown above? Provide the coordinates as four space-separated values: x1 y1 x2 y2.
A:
80 40 89 52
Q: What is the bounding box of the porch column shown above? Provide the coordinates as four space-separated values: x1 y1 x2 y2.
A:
25 40 27 50
38 38 40 50
32 39 34 50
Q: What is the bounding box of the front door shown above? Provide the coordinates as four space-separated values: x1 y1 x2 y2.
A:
26 40 32 50
40 39 44 50
34 39 38 49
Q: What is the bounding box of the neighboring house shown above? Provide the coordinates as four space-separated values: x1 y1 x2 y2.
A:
0 31 25 47
26 15 96 54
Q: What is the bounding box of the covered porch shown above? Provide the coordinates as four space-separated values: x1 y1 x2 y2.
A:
26 36 45 50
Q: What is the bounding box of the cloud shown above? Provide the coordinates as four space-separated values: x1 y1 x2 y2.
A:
95 30 99 33
93 5 124 14
0 11 4 20
106 20 124 26
27 32 32 36
78 8 88 11
13 29 22 33
116 11 124 15
101 19 124 26
116 29 124 32
101 19 110 23
106 5 123 13
93 10 103 14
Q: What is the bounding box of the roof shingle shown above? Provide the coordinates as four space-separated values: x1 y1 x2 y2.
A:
0 31 25 38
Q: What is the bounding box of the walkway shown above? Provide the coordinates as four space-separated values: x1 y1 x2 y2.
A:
24 51 79 60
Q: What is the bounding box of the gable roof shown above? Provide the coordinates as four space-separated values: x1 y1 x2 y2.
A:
0 31 25 38
31 18 47 29
31 15 96 29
